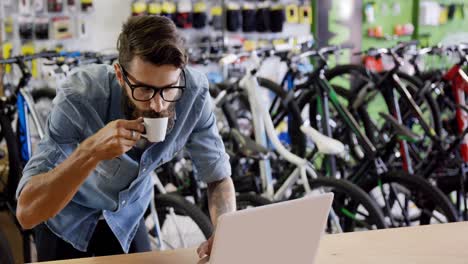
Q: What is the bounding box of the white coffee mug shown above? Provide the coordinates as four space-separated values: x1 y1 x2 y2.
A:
142 117 168 142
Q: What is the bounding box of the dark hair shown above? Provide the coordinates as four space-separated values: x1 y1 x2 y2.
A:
117 16 187 69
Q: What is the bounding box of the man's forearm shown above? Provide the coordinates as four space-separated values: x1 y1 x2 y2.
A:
16 143 100 229
207 177 236 227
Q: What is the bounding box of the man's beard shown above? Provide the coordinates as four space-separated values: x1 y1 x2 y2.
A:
121 88 176 134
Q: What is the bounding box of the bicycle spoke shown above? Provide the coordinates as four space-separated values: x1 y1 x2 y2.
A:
420 209 446 224
388 183 411 226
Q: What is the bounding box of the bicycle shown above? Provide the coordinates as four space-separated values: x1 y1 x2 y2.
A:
400 44 468 219
215 49 388 232
0 51 60 263
323 41 441 174
262 44 458 227
327 43 468 220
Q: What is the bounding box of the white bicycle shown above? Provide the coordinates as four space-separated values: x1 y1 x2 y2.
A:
213 48 387 232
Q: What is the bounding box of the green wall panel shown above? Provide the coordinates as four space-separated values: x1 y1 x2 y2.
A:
361 0 415 50
418 1 468 46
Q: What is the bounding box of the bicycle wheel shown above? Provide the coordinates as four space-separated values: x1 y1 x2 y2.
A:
0 112 35 264
31 88 56 129
258 77 307 157
236 193 272 210
212 79 307 191
0 114 22 205
0 227 14 264
145 193 213 250
324 64 441 168
290 177 387 232
358 171 458 226
213 78 306 157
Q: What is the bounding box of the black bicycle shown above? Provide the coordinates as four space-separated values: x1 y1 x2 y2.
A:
263 44 458 227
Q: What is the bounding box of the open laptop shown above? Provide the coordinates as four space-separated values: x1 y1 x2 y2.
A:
207 193 333 264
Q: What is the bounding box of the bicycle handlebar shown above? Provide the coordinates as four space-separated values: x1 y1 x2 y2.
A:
294 44 354 61
0 51 117 66
0 51 59 65
356 40 419 57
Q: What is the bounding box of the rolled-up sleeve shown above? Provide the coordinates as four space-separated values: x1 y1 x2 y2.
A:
16 91 85 199
185 88 231 184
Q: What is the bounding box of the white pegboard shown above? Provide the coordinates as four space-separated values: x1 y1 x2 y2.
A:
0 0 97 55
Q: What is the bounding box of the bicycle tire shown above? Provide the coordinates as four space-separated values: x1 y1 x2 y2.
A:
258 77 307 157
417 69 444 84
149 193 213 249
324 64 442 166
31 88 56 128
213 78 307 157
291 177 387 232
325 65 441 129
236 193 272 210
326 65 442 136
358 171 458 226
0 114 22 205
30 88 56 101
0 227 14 264
394 70 442 136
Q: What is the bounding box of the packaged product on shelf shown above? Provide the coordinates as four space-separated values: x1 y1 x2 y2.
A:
48 0 64 13
299 5 312 25
52 16 72 40
255 2 270 32
211 5 223 31
33 0 45 13
286 4 299 23
193 1 207 29
34 17 50 40
68 0 76 11
131 0 148 16
364 2 375 23
161 1 177 24
19 16 34 41
81 0 94 12
269 4 285 33
148 1 162 16
175 0 193 28
77 16 88 39
242 2 256 32
19 0 32 14
226 2 242 32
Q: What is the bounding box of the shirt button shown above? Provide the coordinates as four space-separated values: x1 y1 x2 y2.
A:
121 200 126 205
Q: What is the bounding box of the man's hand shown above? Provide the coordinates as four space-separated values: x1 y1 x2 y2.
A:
81 117 145 161
16 118 145 229
197 235 214 258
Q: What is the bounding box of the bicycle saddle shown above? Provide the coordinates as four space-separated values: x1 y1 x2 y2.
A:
300 125 345 155
230 129 269 159
379 112 421 143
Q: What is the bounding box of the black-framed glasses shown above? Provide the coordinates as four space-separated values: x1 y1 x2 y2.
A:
120 64 186 102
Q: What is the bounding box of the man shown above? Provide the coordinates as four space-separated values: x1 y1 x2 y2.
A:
15 15 235 261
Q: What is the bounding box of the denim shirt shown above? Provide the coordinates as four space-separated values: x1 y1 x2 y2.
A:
16 64 231 253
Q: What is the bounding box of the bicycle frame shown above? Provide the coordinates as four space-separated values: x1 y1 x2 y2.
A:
17 89 45 163
238 54 344 231
3 58 47 164
284 58 389 178
364 50 468 220
311 72 434 226
444 64 468 163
